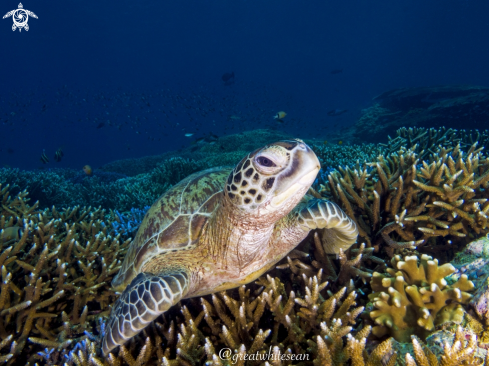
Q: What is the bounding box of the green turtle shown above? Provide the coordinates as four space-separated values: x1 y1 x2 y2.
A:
102 140 358 355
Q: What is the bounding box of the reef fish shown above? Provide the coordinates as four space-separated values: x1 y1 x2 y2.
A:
83 165 93 176
274 111 287 121
40 149 49 164
327 109 348 116
0 226 22 241
193 133 219 144
54 148 64 162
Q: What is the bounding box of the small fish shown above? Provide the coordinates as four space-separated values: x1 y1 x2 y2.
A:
338 140 343 145
7 148 14 154
193 133 219 144
327 109 348 116
96 122 105 129
0 226 22 241
54 148 64 162
185 133 194 137
323 140 328 145
83 165 93 176
274 111 287 121
40 149 49 164
330 69 343 74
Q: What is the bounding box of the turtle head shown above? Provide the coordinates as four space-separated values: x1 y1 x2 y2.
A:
225 139 320 220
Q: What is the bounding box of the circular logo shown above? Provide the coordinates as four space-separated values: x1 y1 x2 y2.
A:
13 9 28 27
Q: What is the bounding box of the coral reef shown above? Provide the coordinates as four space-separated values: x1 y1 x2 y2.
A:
0 183 131 364
367 254 474 342
449 235 489 320
276 232 385 292
0 181 380 365
405 328 487 366
110 207 150 240
44 270 400 366
384 127 489 160
349 85 489 144
320 142 489 259
0 157 208 212
0 131 300 212
310 143 386 173
3 128 489 365
99 129 295 177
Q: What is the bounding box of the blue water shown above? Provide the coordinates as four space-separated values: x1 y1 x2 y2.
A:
1 0 488 170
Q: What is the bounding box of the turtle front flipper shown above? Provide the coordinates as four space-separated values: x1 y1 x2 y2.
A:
102 271 189 356
297 199 358 254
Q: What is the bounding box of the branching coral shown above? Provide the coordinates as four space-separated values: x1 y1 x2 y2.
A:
0 183 131 365
52 271 400 366
310 143 385 172
384 127 489 160
321 142 489 259
109 206 150 240
1 179 386 365
368 254 474 343
277 232 385 291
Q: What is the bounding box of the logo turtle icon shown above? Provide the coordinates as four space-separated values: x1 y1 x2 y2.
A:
3 3 37 32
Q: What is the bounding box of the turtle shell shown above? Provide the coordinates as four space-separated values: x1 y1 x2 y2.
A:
112 166 231 290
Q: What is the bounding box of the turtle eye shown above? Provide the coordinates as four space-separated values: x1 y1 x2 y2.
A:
256 156 276 167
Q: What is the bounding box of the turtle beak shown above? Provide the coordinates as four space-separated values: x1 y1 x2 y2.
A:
270 142 320 208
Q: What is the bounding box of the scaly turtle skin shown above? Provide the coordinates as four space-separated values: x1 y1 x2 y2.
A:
102 140 358 355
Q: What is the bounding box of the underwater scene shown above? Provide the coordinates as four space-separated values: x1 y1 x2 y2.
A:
1 1 489 365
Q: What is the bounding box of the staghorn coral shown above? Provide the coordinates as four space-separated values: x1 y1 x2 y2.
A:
321 142 489 259
311 143 385 172
276 232 385 292
368 254 474 343
384 127 489 160
109 206 150 240
0 183 131 365
53 270 400 366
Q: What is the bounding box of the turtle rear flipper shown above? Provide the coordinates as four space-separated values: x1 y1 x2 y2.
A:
102 270 189 356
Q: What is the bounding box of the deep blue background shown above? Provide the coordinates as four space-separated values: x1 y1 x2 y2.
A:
1 0 488 170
